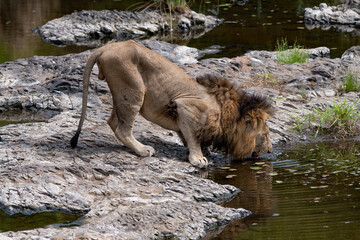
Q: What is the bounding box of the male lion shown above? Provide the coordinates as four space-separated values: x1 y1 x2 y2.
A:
71 40 274 168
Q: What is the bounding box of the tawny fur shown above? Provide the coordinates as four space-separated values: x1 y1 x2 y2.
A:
196 74 274 159
71 40 274 168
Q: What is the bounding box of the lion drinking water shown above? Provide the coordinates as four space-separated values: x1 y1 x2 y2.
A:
71 40 274 168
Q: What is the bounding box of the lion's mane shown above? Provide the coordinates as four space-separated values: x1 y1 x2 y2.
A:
195 74 274 159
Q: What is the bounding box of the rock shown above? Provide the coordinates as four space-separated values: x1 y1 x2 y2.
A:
140 40 200 64
341 46 360 60
307 47 331 58
304 3 360 35
0 40 359 239
178 16 192 31
341 46 360 76
35 9 222 46
249 47 330 62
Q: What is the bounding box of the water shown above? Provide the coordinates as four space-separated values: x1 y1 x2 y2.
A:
0 0 359 64
189 0 360 58
0 110 56 127
0 210 84 233
208 141 360 240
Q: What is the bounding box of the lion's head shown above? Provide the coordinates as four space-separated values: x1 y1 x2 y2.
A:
196 74 275 159
253 127 273 158
227 104 274 160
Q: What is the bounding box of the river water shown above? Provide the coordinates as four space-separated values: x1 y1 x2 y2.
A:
208 142 360 240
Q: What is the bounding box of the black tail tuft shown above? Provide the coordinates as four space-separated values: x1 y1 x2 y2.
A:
70 132 80 148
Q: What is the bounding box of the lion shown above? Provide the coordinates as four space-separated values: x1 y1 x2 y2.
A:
71 40 274 168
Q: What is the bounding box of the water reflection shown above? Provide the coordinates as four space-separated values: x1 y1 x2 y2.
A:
0 0 140 63
0 209 84 233
208 142 360 240
188 0 360 59
0 109 57 127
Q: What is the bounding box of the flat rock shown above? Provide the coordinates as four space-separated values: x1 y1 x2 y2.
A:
1 40 360 239
34 9 222 46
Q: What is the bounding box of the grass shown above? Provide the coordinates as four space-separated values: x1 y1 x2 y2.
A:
339 69 360 92
275 38 308 64
293 99 360 138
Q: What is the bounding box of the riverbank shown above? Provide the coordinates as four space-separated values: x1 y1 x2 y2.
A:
34 8 221 46
0 38 359 238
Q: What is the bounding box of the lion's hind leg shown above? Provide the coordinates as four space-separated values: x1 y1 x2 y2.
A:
106 72 155 157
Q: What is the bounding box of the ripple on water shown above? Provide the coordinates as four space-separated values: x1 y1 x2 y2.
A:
208 141 360 240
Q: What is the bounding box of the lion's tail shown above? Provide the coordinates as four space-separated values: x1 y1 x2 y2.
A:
70 49 102 148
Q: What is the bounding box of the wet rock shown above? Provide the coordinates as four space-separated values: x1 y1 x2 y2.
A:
304 3 360 35
341 45 360 68
307 47 331 58
141 40 199 64
35 9 222 46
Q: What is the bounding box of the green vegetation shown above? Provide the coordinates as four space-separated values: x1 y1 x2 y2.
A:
339 69 360 92
275 38 308 64
294 99 360 138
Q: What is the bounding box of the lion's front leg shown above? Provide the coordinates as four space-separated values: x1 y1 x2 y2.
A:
175 99 209 168
180 129 208 168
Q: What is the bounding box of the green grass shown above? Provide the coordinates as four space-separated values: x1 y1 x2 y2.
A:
339 69 360 92
275 38 308 64
294 99 360 138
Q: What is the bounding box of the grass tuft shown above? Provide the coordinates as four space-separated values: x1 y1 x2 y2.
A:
275 38 308 64
293 99 360 138
339 69 360 92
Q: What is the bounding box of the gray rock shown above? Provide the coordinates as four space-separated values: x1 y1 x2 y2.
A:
304 3 360 34
341 46 360 59
341 45 360 76
35 9 222 46
307 47 331 58
141 40 199 64
249 47 330 62
178 16 192 31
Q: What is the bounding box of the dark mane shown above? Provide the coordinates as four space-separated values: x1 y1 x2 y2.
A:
195 73 275 158
196 74 275 119
237 92 275 119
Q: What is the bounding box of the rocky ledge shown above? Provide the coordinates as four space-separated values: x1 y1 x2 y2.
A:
0 40 360 239
304 2 360 35
34 9 221 46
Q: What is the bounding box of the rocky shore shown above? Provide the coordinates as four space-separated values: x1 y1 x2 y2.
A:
34 9 221 46
1 38 359 238
304 1 360 35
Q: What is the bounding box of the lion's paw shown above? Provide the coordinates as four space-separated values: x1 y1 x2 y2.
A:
136 145 155 157
189 155 208 168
